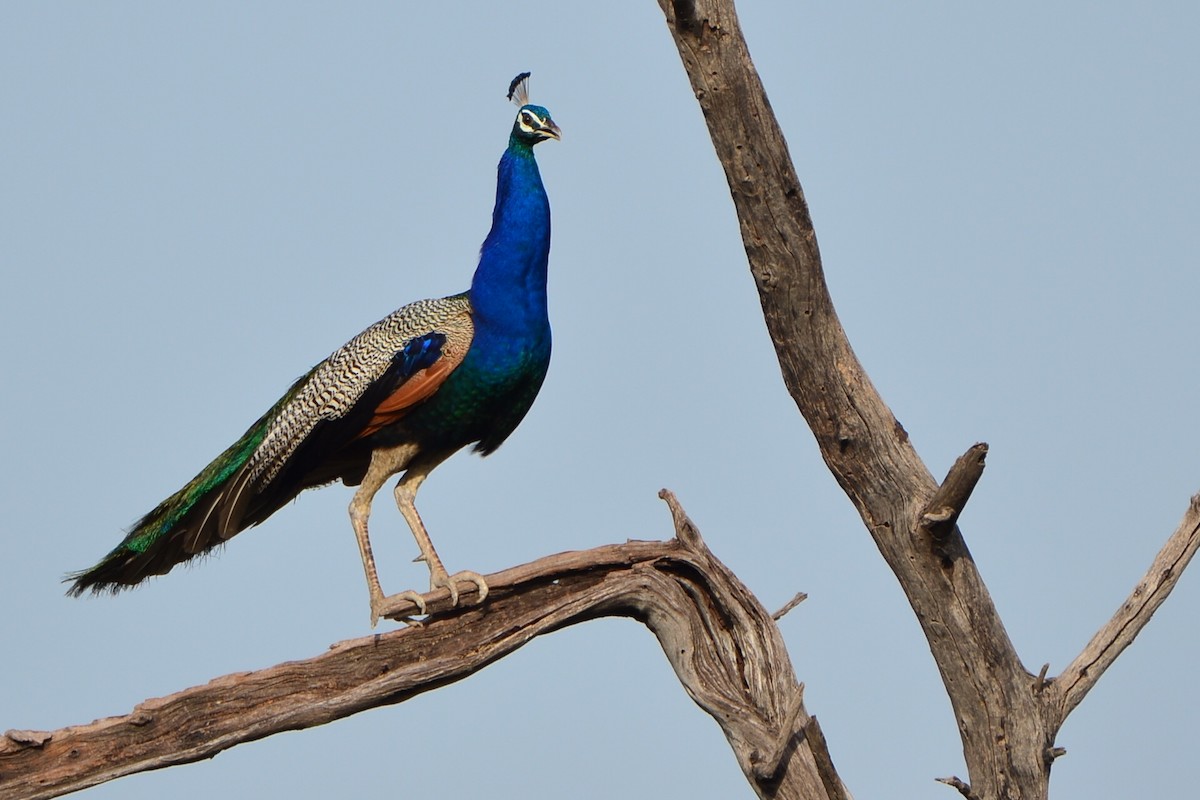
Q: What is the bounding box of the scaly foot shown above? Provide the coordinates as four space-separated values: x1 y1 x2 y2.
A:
372 569 488 625
430 568 489 606
371 589 427 627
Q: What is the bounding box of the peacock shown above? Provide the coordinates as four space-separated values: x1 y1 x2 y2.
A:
68 73 560 626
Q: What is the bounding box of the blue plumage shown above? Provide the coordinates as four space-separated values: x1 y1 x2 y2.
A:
397 333 448 378
69 75 560 625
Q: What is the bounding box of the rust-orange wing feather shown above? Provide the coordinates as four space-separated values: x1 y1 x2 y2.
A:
355 314 474 440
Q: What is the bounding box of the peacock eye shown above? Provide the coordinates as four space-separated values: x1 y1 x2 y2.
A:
521 112 535 126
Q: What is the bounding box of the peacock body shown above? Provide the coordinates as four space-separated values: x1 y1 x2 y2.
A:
69 74 560 624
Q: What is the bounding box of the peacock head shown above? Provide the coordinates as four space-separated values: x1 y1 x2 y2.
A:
507 72 561 147
512 105 560 146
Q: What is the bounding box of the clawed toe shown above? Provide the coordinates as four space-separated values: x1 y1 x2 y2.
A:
372 589 428 626
371 571 488 625
431 570 489 606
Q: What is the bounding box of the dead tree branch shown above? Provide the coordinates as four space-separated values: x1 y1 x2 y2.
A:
0 493 843 800
1052 494 1200 718
655 0 1044 792
7 6 1194 800
654 0 1199 797
937 775 984 800
920 443 989 545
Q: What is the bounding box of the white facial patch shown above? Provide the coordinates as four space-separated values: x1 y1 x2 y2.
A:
518 110 546 136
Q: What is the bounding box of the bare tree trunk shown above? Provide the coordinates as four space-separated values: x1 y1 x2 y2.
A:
653 1 1200 798
5 4 1198 800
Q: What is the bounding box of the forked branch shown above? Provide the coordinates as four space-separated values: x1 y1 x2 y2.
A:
654 0 1200 797
654 0 1040 793
0 493 844 800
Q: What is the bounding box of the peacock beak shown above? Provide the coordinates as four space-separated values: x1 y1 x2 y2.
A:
542 121 562 141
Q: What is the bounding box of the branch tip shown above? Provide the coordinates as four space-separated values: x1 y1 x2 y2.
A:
772 591 808 620
1033 662 1050 694
936 775 982 800
920 442 989 541
1056 490 1200 717
658 488 707 552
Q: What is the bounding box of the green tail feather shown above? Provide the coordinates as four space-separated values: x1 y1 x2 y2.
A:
67 376 307 596
131 422 268 553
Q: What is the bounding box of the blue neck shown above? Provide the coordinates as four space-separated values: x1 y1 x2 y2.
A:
470 141 551 329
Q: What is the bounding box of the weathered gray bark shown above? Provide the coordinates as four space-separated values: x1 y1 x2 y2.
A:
5 4 1198 799
653 1 1200 798
0 493 845 800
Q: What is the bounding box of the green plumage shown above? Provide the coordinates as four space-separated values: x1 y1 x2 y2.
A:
125 427 265 554
67 294 471 593
69 76 559 620
68 374 308 588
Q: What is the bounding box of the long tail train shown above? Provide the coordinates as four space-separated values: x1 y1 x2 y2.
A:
66 406 277 595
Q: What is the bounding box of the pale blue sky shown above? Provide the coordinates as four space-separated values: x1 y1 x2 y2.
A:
2 3 1197 798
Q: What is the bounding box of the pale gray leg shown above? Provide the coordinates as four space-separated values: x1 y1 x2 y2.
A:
394 457 489 607
348 443 423 626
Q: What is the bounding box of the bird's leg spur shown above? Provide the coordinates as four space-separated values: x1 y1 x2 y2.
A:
394 463 489 609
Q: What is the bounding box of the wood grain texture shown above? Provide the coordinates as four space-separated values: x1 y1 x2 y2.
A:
8 5 1197 800
654 1 1200 798
0 493 844 800
1051 494 1200 718
652 1 1053 796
